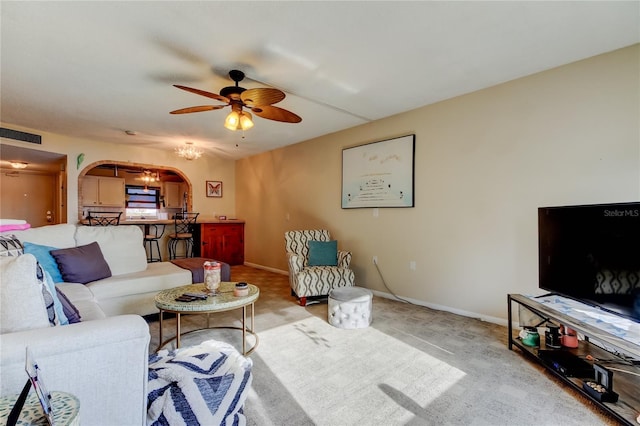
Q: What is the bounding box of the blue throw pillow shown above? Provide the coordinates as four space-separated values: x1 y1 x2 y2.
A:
308 240 338 266
23 242 64 283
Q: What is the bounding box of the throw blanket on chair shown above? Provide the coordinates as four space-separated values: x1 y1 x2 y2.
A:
148 340 253 426
170 257 231 283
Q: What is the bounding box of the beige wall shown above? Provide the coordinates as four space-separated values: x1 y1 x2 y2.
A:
2 45 637 322
237 45 640 322
0 131 237 221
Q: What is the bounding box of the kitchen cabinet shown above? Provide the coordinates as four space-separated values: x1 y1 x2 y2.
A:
164 182 184 209
200 223 244 265
82 176 125 207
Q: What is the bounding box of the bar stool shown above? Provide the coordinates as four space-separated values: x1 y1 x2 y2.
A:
144 224 165 263
87 211 122 226
168 212 199 260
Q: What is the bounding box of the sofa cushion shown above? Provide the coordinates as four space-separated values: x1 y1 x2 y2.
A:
86 261 191 301
0 234 24 257
10 223 77 249
50 242 112 284
71 299 107 321
56 282 96 302
56 283 106 321
75 226 147 276
23 242 64 283
0 254 50 333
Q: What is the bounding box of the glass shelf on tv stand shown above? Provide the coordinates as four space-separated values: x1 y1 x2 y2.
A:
508 294 640 426
512 293 640 359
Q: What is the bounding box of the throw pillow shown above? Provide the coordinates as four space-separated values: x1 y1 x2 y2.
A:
41 269 69 325
0 234 24 257
23 242 64 283
308 240 338 266
0 254 50 333
56 288 81 324
35 262 61 326
50 241 112 284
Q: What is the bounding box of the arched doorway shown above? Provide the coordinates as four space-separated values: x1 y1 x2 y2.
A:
77 160 192 221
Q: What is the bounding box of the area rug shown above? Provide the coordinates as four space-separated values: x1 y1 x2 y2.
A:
247 315 467 425
147 266 613 425
151 313 611 426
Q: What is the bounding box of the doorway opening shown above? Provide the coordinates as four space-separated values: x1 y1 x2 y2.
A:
78 161 191 221
0 144 67 227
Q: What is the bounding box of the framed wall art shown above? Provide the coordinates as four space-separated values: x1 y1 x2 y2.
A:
206 181 222 198
342 134 415 209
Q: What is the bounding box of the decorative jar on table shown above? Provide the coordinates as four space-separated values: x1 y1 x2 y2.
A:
204 261 221 295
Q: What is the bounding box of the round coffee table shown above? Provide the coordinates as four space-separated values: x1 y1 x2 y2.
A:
155 282 259 355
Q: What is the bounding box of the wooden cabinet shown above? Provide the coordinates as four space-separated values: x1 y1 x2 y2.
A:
82 176 125 207
200 223 244 265
164 182 184 208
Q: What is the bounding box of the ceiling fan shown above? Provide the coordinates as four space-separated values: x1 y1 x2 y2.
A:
170 70 302 131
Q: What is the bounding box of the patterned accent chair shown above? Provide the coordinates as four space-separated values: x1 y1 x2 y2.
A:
285 229 355 306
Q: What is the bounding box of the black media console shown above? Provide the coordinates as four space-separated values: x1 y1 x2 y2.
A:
508 294 640 425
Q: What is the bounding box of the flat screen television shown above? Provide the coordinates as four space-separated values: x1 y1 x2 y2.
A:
538 202 640 322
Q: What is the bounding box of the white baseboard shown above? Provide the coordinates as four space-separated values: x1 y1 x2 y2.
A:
243 262 289 276
240 264 507 326
370 289 509 327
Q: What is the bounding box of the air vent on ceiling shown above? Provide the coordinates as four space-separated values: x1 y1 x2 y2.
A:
0 127 42 145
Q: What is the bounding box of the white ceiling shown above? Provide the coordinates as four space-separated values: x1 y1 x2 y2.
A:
1 1 638 161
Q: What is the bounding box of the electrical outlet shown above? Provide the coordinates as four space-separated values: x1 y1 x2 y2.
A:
410 261 416 270
373 208 379 218
372 256 378 265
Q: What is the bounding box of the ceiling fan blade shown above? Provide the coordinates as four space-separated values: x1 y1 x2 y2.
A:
241 88 285 106
170 105 227 114
173 84 230 103
252 105 302 123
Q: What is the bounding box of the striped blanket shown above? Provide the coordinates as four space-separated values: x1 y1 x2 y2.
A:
147 340 253 426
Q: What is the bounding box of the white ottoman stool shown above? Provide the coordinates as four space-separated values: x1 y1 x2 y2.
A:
328 286 373 329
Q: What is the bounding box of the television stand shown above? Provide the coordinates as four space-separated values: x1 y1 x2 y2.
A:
508 294 640 425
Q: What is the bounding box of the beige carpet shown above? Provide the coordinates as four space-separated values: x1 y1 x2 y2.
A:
147 265 614 426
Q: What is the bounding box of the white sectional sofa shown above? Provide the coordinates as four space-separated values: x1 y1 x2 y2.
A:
0 254 150 425
0 223 254 425
0 224 194 425
8 223 192 316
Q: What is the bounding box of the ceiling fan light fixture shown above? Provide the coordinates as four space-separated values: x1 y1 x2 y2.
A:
240 111 254 130
225 110 253 131
224 110 240 131
175 142 203 161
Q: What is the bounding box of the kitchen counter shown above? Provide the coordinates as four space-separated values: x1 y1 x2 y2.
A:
80 218 244 225
77 218 245 265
